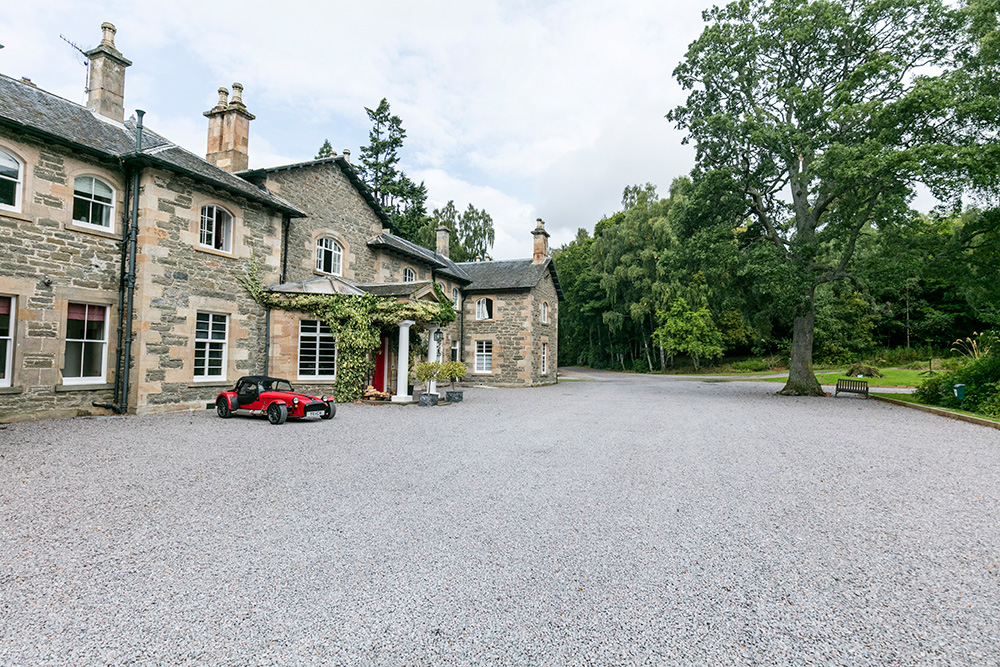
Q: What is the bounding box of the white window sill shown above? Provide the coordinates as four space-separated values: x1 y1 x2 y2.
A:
55 382 113 392
69 221 119 239
195 245 235 258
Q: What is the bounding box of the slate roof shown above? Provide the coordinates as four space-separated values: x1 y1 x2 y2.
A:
367 232 471 283
354 281 440 301
0 73 303 216
458 258 564 300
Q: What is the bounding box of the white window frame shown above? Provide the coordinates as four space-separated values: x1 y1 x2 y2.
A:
194 312 228 381
62 302 109 385
476 297 493 321
541 301 549 324
0 295 14 388
451 340 459 362
0 148 23 213
452 287 460 311
315 237 343 276
298 319 338 380
475 340 493 374
541 342 548 375
402 267 415 282
72 175 116 232
199 205 233 253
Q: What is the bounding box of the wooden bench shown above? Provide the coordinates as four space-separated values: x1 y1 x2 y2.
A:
835 378 869 397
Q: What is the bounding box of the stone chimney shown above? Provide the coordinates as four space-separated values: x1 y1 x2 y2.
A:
85 23 132 123
532 218 550 264
436 226 450 258
204 83 255 172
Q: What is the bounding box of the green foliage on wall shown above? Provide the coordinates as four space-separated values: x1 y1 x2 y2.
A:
241 263 455 402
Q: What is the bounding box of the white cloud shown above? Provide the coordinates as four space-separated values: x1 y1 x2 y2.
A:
2 0 719 257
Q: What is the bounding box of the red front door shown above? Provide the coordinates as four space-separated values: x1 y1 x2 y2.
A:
373 335 388 392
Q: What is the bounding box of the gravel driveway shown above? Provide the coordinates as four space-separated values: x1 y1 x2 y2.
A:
2 371 999 665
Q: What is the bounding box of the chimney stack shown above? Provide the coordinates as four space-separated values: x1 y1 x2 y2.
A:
532 218 550 264
204 82 255 172
436 226 451 258
85 22 132 123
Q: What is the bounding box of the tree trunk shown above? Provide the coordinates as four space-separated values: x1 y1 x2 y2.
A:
779 307 825 396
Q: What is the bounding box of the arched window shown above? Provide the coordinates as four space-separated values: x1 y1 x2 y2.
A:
476 297 493 320
73 176 115 229
0 149 23 212
541 301 549 323
402 267 415 282
315 237 343 275
452 287 460 311
200 204 233 252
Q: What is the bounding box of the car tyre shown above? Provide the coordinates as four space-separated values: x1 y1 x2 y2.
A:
216 397 232 418
267 403 288 425
322 402 336 419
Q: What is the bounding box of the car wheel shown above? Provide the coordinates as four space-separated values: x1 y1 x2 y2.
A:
267 403 288 425
321 402 336 420
216 397 232 419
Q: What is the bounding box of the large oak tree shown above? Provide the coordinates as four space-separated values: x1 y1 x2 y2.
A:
669 0 994 395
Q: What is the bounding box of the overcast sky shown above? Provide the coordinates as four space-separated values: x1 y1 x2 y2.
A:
1 0 722 259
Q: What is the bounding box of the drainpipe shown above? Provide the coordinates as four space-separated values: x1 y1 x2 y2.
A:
120 110 145 413
280 214 290 283
263 307 271 376
94 110 144 414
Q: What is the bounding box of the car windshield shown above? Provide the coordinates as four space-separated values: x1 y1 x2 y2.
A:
261 379 294 392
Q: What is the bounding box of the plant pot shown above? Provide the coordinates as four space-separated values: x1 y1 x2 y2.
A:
445 390 463 403
418 393 438 407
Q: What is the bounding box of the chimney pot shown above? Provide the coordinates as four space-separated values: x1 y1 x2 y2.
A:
217 87 229 107
230 82 244 107
100 22 117 48
342 149 351 163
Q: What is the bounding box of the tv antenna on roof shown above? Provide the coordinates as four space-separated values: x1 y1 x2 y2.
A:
59 34 90 96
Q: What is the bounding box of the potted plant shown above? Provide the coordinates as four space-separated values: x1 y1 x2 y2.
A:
439 361 467 403
414 361 440 406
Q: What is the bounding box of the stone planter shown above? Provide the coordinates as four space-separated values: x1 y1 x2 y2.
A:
418 393 438 407
445 390 463 403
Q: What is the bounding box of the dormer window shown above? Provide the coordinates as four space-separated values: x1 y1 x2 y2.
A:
403 267 415 282
73 176 115 230
200 204 233 252
0 149 23 212
316 238 343 276
476 297 493 320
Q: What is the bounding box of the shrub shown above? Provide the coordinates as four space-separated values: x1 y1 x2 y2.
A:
733 356 783 372
915 354 1000 413
439 361 467 389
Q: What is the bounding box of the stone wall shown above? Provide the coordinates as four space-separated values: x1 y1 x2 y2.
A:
262 164 383 284
130 168 282 414
0 128 125 420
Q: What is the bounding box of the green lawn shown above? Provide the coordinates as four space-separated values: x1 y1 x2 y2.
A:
759 367 927 387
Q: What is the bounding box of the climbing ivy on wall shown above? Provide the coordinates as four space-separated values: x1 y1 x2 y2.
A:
241 262 455 402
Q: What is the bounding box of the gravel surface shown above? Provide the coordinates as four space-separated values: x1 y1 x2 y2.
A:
2 371 999 665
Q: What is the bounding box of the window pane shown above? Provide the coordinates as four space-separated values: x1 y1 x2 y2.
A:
73 197 92 223
194 343 206 374
92 179 113 202
0 312 9 338
74 176 94 197
85 318 105 341
96 202 111 227
0 179 15 207
64 341 83 377
82 342 104 377
66 316 85 339
0 152 18 179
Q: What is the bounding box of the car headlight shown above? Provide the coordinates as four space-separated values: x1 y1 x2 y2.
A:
292 397 299 405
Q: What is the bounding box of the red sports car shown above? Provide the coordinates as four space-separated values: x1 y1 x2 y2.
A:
214 376 336 424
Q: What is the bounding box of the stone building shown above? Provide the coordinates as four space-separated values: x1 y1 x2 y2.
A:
0 23 560 422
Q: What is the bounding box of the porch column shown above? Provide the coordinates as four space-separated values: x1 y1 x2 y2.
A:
392 320 416 403
426 325 440 395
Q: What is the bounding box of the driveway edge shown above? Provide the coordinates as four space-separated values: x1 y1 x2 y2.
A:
872 394 1000 431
